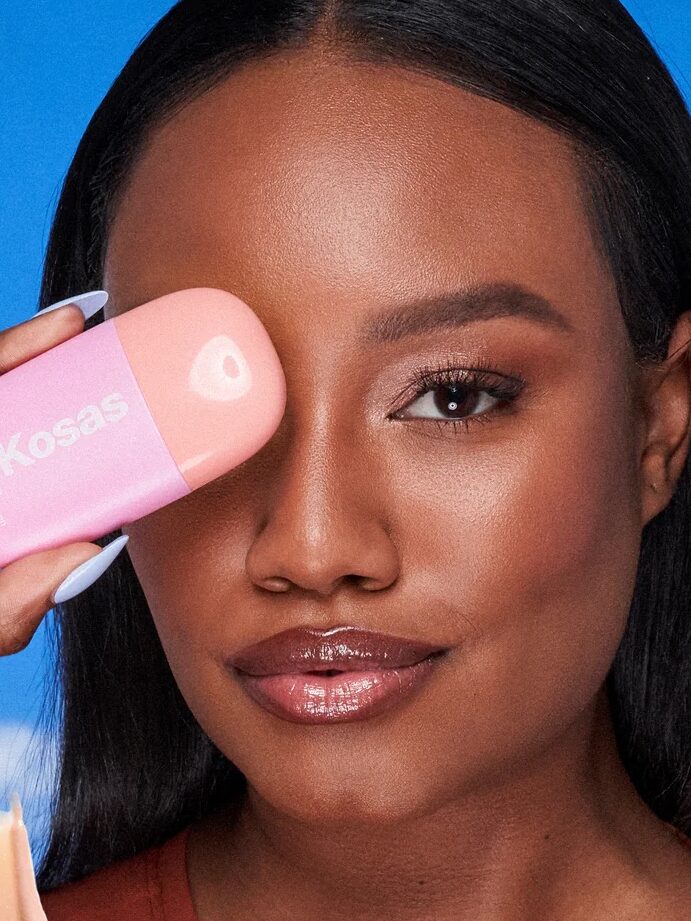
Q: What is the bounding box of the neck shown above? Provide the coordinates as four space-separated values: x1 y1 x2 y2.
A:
188 689 675 921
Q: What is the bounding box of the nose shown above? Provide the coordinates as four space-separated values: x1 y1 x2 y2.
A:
244 413 400 598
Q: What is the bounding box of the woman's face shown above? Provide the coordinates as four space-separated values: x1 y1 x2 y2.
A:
102 51 659 824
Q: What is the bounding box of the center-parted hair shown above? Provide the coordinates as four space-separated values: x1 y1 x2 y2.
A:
30 0 691 889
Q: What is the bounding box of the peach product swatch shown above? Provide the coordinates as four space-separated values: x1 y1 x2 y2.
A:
0 793 48 921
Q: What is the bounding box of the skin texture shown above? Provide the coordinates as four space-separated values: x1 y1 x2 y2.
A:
102 48 691 920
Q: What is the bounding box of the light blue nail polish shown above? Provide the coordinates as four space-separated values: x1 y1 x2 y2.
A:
51 535 129 605
36 291 109 322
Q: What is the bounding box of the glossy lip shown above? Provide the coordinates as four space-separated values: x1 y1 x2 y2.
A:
236 657 444 724
226 624 448 676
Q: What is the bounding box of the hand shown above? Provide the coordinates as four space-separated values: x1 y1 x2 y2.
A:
0 292 125 656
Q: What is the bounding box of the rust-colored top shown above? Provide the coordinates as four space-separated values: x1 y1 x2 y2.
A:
39 821 691 920
41 825 196 921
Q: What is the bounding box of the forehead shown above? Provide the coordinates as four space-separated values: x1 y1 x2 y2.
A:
103 50 620 343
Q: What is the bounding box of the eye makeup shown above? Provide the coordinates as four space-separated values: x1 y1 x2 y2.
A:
388 355 527 435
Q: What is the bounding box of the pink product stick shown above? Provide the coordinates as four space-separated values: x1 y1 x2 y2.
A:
0 288 287 568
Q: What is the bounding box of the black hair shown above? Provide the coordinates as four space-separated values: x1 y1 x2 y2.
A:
32 0 691 890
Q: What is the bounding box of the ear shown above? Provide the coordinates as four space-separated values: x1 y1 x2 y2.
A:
639 311 691 527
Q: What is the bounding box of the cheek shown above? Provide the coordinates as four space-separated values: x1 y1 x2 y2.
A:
121 506 220 659
121 482 263 716
396 364 642 737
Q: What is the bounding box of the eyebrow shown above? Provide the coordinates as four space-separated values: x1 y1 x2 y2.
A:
359 281 575 345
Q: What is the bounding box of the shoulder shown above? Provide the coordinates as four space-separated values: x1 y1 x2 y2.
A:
40 825 194 921
40 846 155 921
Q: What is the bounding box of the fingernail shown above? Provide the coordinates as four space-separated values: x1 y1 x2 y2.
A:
35 291 109 322
51 535 129 605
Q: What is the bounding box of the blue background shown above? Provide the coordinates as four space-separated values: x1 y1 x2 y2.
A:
0 0 690 863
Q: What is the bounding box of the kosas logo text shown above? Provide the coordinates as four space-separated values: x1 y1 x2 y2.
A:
0 393 129 481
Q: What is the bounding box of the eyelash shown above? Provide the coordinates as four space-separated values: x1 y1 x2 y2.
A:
388 355 527 435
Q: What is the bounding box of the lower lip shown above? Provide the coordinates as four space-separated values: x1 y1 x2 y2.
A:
234 654 444 724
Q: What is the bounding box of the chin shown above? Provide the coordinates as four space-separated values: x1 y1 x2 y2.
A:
247 763 443 828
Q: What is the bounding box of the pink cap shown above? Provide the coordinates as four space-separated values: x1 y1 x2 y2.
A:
113 288 286 491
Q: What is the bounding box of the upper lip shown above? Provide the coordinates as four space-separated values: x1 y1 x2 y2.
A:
227 625 447 677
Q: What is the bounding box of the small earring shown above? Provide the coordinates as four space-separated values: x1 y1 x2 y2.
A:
649 482 660 492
